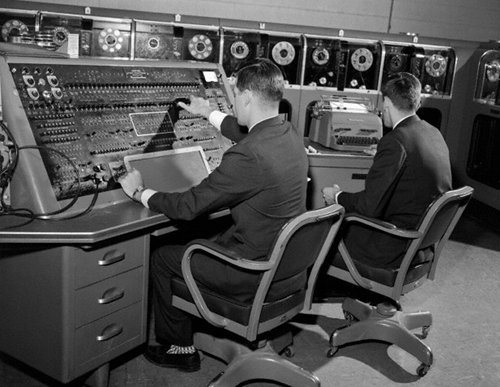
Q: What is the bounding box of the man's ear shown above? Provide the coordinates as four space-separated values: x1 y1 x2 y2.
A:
242 89 252 106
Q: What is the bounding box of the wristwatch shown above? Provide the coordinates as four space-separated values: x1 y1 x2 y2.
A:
132 185 145 202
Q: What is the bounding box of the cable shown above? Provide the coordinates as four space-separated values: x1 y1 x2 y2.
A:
0 128 101 220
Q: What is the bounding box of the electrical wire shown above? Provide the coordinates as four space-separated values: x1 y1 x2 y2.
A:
0 120 102 221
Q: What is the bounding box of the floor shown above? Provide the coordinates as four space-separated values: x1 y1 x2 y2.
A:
0 199 499 387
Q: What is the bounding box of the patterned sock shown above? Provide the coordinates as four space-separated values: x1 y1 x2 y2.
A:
166 345 196 355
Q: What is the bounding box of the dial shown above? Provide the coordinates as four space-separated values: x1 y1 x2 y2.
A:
272 41 295 66
351 48 373 72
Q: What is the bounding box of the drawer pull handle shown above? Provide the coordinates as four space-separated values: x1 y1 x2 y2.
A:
98 287 125 304
98 252 125 266
96 324 123 342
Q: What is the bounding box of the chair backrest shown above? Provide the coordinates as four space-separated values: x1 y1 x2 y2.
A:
172 204 344 342
247 204 345 338
393 186 474 298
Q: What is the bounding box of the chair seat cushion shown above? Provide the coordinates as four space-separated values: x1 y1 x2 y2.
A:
332 247 434 287
171 275 306 325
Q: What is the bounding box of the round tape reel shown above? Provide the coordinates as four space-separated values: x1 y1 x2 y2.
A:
147 37 161 50
486 60 500 83
98 28 124 53
425 54 447 77
52 26 69 46
1 19 29 42
351 48 373 72
230 41 249 60
312 47 329 66
388 54 405 72
272 41 295 66
188 34 213 60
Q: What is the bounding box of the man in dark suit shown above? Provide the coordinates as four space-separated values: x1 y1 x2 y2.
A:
119 59 308 371
323 72 452 268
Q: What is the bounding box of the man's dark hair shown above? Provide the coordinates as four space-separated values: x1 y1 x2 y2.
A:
382 72 421 112
235 58 284 103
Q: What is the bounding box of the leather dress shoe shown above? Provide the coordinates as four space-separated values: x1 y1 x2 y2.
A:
144 345 201 372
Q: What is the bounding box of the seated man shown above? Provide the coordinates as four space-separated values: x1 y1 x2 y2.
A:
119 59 308 372
323 72 452 268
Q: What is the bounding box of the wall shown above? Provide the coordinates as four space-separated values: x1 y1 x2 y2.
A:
390 0 500 42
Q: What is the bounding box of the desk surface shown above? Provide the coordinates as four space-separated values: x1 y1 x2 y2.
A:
0 201 228 245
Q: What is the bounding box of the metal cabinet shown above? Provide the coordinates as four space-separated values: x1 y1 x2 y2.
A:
0 234 149 383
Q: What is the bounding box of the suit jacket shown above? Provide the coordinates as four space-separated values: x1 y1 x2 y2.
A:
338 115 452 268
148 115 308 260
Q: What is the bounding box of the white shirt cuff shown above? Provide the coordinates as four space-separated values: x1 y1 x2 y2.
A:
208 110 227 130
334 191 342 204
140 188 157 208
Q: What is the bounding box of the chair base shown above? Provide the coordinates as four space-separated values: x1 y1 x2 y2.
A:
328 298 433 376
194 331 321 387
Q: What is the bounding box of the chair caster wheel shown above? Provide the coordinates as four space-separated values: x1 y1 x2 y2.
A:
421 325 430 339
327 346 338 358
417 363 430 377
283 346 295 358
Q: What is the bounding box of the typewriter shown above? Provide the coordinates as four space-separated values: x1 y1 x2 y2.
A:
308 95 382 153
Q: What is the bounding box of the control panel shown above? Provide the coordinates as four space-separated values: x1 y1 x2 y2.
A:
1 57 233 211
0 121 14 207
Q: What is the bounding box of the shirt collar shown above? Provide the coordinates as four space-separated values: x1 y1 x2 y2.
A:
393 113 417 129
248 114 281 131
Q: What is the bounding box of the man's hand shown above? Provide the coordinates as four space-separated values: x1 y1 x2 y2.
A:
322 184 341 205
118 168 144 199
177 95 214 119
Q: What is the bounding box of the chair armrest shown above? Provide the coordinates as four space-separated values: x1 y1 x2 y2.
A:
336 214 421 290
344 214 422 239
180 239 273 328
184 239 274 271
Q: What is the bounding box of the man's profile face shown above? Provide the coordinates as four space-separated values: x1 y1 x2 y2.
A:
382 96 393 128
232 83 247 126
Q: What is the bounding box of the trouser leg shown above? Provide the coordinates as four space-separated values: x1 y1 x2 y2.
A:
150 244 193 346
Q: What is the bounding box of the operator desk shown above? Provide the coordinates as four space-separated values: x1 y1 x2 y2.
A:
305 138 374 209
0 202 228 387
0 48 234 387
